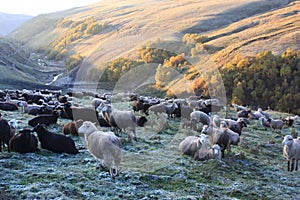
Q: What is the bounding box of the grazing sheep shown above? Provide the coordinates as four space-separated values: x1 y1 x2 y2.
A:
232 103 247 112
28 111 59 127
227 118 247 136
0 115 12 152
267 118 284 132
282 135 300 172
62 102 99 124
248 110 261 120
202 122 240 158
147 102 178 117
190 111 210 130
257 108 271 119
62 119 84 136
194 144 222 161
78 121 122 178
236 109 250 118
176 104 193 120
179 134 207 157
33 124 78 154
259 117 271 128
9 129 38 153
0 102 18 111
98 103 137 141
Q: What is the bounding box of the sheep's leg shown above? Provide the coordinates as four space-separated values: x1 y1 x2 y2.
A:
296 159 298 171
287 160 290 171
291 159 295 172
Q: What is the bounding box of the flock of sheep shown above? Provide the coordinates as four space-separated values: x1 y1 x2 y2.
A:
0 88 299 179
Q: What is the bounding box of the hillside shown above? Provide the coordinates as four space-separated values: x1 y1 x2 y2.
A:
0 12 32 35
0 36 64 89
9 0 298 79
4 0 300 113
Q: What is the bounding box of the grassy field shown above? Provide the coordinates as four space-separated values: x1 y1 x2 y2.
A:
0 93 299 199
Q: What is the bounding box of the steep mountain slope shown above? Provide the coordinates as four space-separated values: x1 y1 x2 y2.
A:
0 12 32 35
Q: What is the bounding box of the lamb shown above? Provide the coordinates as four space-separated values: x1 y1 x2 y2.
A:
28 111 59 127
190 110 210 131
78 121 122 178
98 103 137 141
179 134 207 157
9 128 38 153
267 118 284 132
32 124 78 154
62 119 84 136
282 135 300 171
202 121 240 158
194 144 222 161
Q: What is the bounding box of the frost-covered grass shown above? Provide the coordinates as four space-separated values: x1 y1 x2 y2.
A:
0 96 299 199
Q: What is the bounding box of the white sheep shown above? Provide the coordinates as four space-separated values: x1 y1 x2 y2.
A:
98 103 137 141
8 119 18 138
190 110 210 130
194 144 222 161
78 121 122 178
268 118 284 132
282 135 300 172
201 121 240 158
179 134 207 157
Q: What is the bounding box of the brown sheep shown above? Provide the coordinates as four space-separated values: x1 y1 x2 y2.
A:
62 119 84 136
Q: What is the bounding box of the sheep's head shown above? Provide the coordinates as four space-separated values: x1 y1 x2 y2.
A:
32 124 47 133
201 125 209 134
199 134 207 145
282 135 294 146
237 118 247 127
9 119 18 129
211 144 221 159
220 121 228 129
78 121 98 136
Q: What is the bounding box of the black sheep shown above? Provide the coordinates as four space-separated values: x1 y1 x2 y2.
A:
0 102 18 111
9 129 38 153
21 93 47 104
33 124 78 154
136 116 148 127
28 111 59 127
0 116 12 152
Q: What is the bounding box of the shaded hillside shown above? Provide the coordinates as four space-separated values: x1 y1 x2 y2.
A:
0 12 32 35
0 37 64 89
